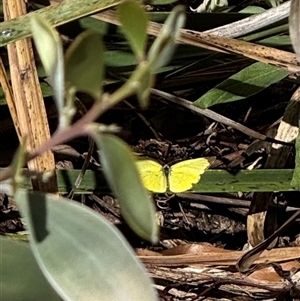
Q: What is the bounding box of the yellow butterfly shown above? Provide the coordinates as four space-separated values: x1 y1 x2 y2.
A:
136 157 213 193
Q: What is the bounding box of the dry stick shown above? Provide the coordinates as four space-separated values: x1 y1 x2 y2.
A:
3 0 57 193
146 266 283 294
139 246 300 266
151 89 292 146
180 193 300 212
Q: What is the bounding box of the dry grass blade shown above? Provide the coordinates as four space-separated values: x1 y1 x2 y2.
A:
3 0 57 192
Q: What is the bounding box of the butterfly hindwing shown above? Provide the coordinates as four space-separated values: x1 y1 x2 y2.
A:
136 159 167 193
168 158 211 193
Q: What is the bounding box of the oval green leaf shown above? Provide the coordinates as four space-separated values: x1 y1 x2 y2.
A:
117 0 148 61
94 133 159 243
31 15 64 117
15 189 158 301
291 135 300 189
65 30 104 98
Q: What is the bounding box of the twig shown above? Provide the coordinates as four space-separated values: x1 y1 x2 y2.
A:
151 88 293 146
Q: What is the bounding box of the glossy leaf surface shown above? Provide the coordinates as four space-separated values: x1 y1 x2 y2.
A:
195 62 289 108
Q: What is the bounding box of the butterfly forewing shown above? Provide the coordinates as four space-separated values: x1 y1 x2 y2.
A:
168 158 211 193
136 159 167 193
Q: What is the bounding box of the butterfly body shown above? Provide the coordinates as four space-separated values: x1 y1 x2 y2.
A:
136 158 212 193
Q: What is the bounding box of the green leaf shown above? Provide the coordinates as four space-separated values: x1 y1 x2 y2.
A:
10 140 29 193
117 0 148 61
94 133 159 243
150 0 179 4
291 134 300 189
147 5 186 71
194 62 289 108
65 30 104 98
105 49 138 67
1 236 62 301
15 189 158 301
240 6 266 13
31 15 64 117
